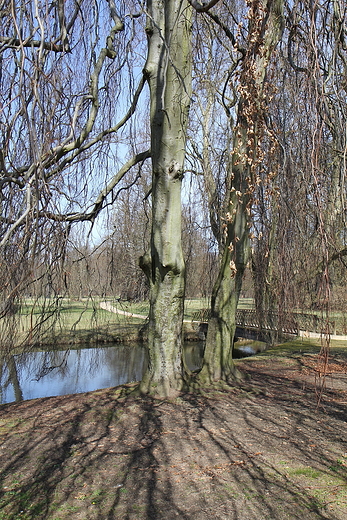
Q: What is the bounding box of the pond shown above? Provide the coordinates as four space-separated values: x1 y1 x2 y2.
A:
0 341 264 405
0 342 205 405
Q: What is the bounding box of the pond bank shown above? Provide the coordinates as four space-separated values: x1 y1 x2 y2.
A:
17 321 203 352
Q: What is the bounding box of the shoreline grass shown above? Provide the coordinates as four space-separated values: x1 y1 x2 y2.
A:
2 298 347 353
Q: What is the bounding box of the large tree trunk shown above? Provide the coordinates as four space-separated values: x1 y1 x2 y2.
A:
139 0 192 397
199 0 284 384
198 127 251 383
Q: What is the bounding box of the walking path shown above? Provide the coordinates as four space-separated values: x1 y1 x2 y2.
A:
100 301 147 319
100 301 192 324
298 330 347 340
100 302 347 340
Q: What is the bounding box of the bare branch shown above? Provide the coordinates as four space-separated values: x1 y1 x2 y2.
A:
0 179 32 247
42 74 147 180
42 150 151 223
204 10 242 53
3 55 147 186
57 0 70 52
106 0 124 30
0 37 68 53
287 27 308 73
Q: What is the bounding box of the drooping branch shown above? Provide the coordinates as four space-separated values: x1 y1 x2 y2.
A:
45 74 147 178
0 1 133 188
0 180 33 247
3 74 147 185
187 1 244 56
41 149 151 223
204 11 242 52
0 148 149 244
287 27 308 73
0 37 69 53
106 0 125 29
57 0 70 52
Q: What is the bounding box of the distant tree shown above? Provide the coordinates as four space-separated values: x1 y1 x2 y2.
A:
182 204 218 298
251 0 347 328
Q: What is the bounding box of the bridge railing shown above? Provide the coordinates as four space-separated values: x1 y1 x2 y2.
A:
191 309 211 324
235 310 299 335
191 308 347 336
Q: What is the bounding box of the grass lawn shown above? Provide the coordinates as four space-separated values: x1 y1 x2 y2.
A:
2 298 148 349
9 297 346 350
1 297 256 350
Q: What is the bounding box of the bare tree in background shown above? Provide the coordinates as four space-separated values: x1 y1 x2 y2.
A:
251 0 347 337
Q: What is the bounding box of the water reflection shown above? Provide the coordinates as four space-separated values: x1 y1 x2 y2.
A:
0 342 205 405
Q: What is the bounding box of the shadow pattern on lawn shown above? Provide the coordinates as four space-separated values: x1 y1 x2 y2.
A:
0 360 346 520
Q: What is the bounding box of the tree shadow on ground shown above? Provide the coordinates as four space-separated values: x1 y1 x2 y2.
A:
0 359 346 519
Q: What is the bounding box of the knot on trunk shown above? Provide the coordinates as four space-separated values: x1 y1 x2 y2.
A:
168 161 183 180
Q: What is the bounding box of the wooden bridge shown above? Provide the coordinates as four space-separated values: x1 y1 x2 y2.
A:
191 308 347 340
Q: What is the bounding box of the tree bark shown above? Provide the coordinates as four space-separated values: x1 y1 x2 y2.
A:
140 0 192 397
199 0 284 384
198 126 251 383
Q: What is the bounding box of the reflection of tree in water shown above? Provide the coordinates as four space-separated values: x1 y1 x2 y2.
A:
111 345 148 381
183 343 204 372
30 348 104 382
60 345 148 390
0 356 23 403
0 344 149 404
0 350 71 404
33 350 71 381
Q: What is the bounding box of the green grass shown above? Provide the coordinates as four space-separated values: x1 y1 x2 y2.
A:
290 467 322 479
261 337 347 356
9 296 347 353
1 298 147 350
1 297 257 350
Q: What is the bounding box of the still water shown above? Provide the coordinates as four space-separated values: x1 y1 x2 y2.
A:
0 342 205 405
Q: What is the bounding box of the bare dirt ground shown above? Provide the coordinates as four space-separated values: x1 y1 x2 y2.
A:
0 349 347 520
